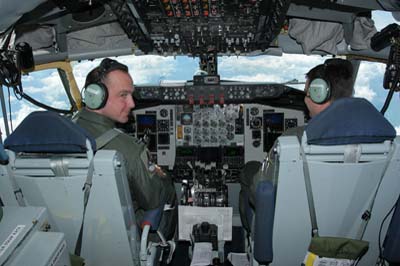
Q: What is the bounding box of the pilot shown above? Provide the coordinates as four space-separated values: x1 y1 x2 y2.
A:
283 58 355 140
241 59 355 208
242 58 395 217
74 58 177 240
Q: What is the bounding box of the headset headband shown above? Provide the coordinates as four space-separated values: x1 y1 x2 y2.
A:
97 58 129 82
83 58 128 110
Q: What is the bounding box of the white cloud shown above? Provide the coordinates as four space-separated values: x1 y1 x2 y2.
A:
72 54 322 87
126 56 177 84
13 104 42 126
354 61 385 101
219 54 323 83
21 74 35 82
1 88 19 104
354 85 376 101
24 71 67 103
14 70 71 114
72 60 101 88
373 11 397 31
51 100 69 110
396 126 400 136
224 73 284 83
72 55 178 87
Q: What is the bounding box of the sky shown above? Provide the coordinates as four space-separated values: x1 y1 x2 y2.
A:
0 11 399 139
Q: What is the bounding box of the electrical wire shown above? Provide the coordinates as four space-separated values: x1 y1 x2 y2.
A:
7 86 13 131
376 200 398 266
0 57 72 114
381 42 400 114
18 88 72 114
1 31 73 115
380 86 396 115
0 53 21 89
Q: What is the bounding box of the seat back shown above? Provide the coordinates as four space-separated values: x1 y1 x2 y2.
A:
0 111 140 266
271 135 400 266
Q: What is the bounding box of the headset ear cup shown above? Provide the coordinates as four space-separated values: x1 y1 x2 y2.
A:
308 78 330 104
83 83 108 110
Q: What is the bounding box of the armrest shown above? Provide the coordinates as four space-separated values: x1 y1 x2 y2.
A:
141 205 164 231
383 194 400 263
239 190 254 234
254 180 275 264
0 143 9 165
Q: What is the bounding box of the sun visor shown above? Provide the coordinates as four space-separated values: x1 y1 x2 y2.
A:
67 22 132 61
349 17 377 50
15 25 57 53
288 18 344 54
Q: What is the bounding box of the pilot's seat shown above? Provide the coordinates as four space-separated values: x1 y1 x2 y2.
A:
239 160 275 266
0 111 142 266
244 98 399 266
239 160 261 236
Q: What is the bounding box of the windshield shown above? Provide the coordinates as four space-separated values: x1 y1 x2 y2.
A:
0 12 398 138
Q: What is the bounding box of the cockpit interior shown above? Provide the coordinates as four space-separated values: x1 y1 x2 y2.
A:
0 1 400 266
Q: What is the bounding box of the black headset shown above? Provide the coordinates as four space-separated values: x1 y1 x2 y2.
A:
83 58 128 110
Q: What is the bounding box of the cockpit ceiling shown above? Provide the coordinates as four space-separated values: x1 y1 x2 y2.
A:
1 0 398 63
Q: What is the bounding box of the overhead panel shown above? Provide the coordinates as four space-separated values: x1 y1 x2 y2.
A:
123 0 291 55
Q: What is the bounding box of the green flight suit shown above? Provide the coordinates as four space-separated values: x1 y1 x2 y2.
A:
74 109 177 239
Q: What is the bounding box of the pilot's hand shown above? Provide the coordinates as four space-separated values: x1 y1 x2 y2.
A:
149 163 166 177
154 164 166 177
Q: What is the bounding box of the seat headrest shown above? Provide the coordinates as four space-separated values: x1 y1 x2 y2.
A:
305 98 396 145
4 111 96 153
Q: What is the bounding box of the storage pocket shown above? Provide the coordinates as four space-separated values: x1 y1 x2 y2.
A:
303 236 369 266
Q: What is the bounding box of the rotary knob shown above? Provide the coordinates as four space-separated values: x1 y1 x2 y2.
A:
160 108 168 118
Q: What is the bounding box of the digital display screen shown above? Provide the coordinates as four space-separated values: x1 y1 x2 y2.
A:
176 147 195 157
263 112 284 132
181 113 193 125
158 133 170 145
198 147 219 163
223 146 243 157
136 114 157 133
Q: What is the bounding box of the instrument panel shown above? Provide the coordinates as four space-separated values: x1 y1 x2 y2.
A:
175 104 243 147
133 103 304 182
135 80 301 105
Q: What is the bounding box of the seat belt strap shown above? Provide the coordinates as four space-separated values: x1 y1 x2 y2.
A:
356 145 394 239
301 142 394 240
74 129 120 256
5 164 26 206
74 158 94 256
95 128 120 149
300 145 319 237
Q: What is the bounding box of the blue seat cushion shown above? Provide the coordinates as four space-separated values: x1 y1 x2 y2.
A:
306 98 396 145
4 111 96 153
